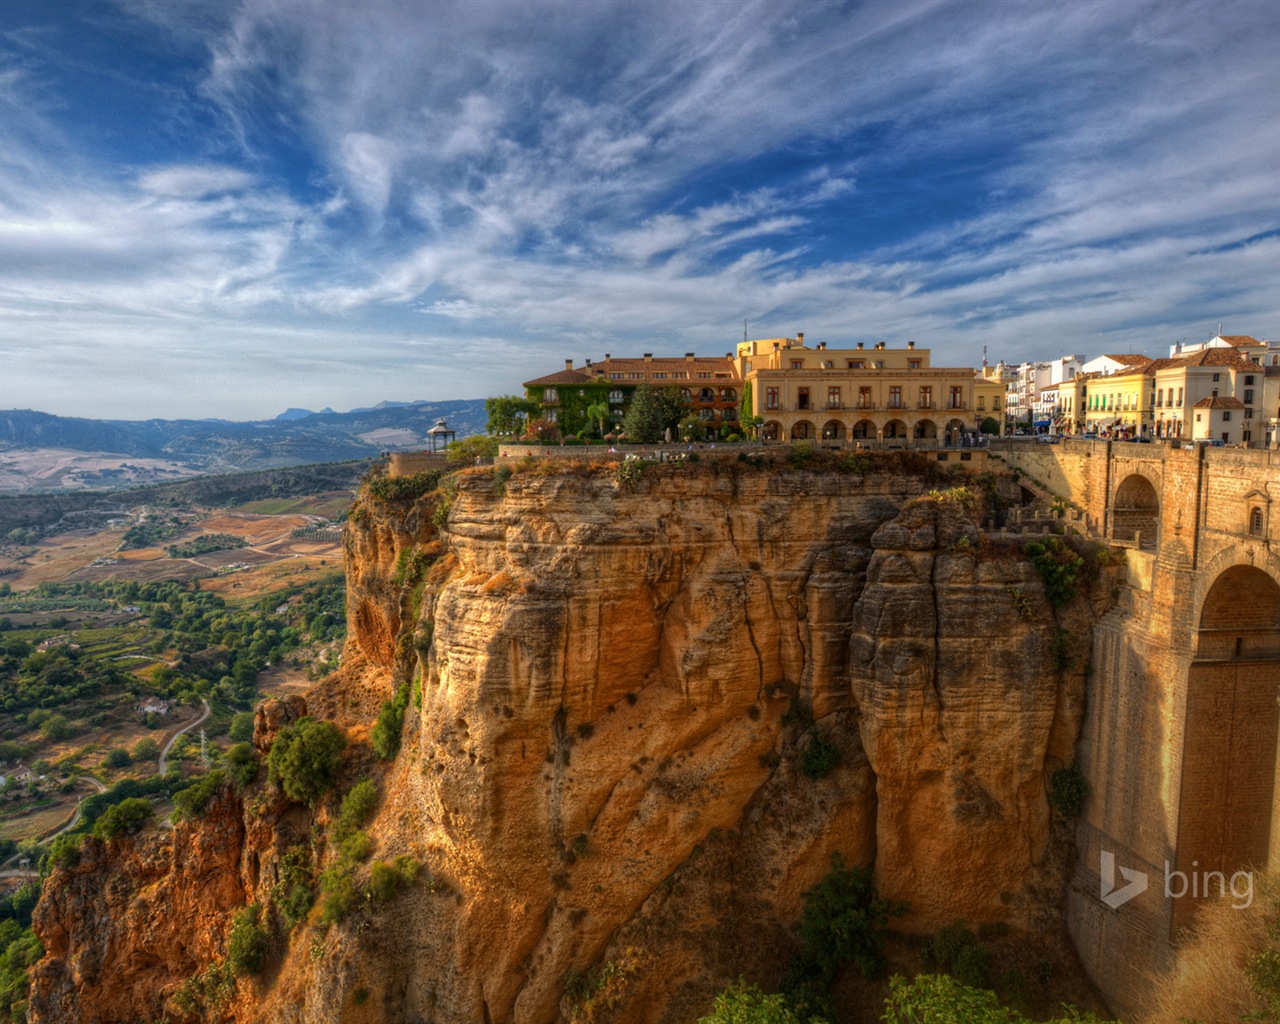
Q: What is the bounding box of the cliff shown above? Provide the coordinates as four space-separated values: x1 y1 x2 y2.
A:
28 455 1113 1024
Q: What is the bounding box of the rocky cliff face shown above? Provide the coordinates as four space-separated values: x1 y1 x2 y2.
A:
28 457 1111 1024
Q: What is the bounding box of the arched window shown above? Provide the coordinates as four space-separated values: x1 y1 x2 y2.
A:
1251 507 1264 536
609 390 624 403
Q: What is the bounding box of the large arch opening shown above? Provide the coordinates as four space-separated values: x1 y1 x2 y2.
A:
791 420 815 440
1113 474 1160 546
821 419 844 441
883 418 907 440
914 418 939 439
851 418 875 440
1175 565 1280 932
761 420 781 442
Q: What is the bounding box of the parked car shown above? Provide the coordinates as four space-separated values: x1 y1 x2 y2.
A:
1037 435 1060 444
1183 439 1225 449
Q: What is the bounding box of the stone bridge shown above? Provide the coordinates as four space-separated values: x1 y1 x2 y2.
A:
990 439 1280 1015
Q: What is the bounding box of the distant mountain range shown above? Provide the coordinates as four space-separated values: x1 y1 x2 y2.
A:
0 399 487 492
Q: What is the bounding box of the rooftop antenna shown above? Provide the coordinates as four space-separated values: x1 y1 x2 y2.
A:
982 344 988 368
744 319 748 345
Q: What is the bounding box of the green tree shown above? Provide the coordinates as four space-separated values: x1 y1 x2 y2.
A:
446 434 500 465
132 737 161 762
622 384 673 443
103 747 132 769
485 395 540 437
229 712 255 744
679 414 703 441
699 981 825 1024
266 717 346 805
92 797 154 839
585 401 611 438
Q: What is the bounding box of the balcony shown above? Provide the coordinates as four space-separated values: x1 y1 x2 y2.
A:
826 402 843 411
918 400 935 409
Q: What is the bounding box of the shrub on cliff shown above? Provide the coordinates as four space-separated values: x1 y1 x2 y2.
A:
266 717 346 805
800 733 840 780
226 903 270 977
1024 538 1084 608
171 768 227 822
366 470 442 502
787 853 906 993
1048 767 1088 817
372 681 411 760
92 796 154 839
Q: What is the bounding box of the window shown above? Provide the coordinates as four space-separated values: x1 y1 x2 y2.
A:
765 387 779 410
698 388 715 402
920 386 932 408
1223 432 1230 443
1222 411 1232 421
1157 389 1164 407
949 386 963 409
875 360 885 369
1177 387 1184 405
609 390 624 403
827 386 841 409
653 372 667 381
798 387 811 410
1213 373 1220 382
994 398 1002 411
543 388 558 403
849 360 864 369
545 408 557 423
697 372 711 379
978 396 986 410
1251 508 1264 535
1245 407 1254 419
723 408 738 421
699 408 715 421
908 359 921 370
1246 375 1256 385
1245 389 1254 402
791 360 804 370
858 386 873 408
889 386 902 409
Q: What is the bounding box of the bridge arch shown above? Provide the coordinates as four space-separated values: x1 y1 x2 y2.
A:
1174 562 1280 932
1112 473 1160 545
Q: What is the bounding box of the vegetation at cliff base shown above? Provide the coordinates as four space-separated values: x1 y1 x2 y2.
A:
699 980 825 1024
365 469 443 502
1024 538 1084 608
266 717 346 805
881 974 1115 1024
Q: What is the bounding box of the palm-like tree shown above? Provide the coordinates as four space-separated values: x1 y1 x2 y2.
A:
585 401 610 438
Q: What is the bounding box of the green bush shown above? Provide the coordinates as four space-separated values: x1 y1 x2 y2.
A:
226 903 270 977
366 470 443 503
371 682 411 761
229 712 255 744
1025 538 1084 609
266 717 346 805
92 796 154 839
224 743 258 789
171 769 227 822
786 853 907 1002
319 864 360 925
45 833 83 871
131 737 161 762
336 779 379 839
882 973 1117 1024
340 831 372 862
1049 766 1088 817
272 845 315 929
698 980 824 1024
800 733 840 780
103 747 132 769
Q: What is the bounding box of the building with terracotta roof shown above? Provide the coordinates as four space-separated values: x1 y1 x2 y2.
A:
523 352 742 439
734 334 1003 442
1153 347 1266 443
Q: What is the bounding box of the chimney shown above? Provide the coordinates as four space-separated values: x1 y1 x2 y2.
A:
773 342 780 350
856 342 864 350
565 358 573 370
644 353 652 362
586 359 592 367
726 351 732 358
797 332 804 346
818 342 826 351
604 353 611 360
908 341 915 350
876 342 885 350
685 352 694 362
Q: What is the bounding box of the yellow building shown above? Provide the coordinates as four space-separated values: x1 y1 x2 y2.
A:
736 334 1002 443
1079 364 1155 436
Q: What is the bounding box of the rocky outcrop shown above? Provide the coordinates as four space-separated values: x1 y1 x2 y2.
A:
29 458 1112 1024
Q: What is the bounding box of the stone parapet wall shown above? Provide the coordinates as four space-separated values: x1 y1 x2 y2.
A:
387 451 450 477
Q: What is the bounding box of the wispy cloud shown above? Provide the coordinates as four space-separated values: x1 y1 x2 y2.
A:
0 0 1277 418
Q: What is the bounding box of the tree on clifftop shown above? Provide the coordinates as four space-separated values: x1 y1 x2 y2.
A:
267 717 346 805
485 395 539 437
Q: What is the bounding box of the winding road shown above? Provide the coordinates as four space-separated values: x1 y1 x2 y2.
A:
157 700 211 775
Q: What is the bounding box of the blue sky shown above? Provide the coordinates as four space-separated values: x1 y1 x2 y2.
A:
1 0 1278 420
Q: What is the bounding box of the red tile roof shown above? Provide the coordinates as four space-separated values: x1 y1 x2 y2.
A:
523 368 595 388
1219 335 1263 347
1192 396 1245 409
525 355 740 390
1102 353 1152 366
